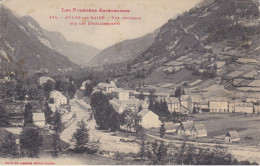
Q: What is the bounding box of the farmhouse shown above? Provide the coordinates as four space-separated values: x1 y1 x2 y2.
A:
177 121 194 136
164 122 180 134
49 90 67 106
190 124 207 138
138 103 161 129
225 131 240 143
32 113 46 128
165 97 180 113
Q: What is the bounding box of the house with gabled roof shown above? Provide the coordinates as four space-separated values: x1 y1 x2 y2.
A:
225 131 240 143
137 103 161 129
164 122 180 134
177 121 194 136
190 124 207 138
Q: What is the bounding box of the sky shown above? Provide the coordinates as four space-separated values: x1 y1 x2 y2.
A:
3 0 202 49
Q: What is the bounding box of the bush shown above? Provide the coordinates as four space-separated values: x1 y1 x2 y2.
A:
86 140 100 154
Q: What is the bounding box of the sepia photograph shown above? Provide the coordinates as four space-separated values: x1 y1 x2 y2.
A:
0 0 260 165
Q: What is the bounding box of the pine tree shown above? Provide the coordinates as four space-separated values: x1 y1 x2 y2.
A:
147 141 168 165
72 120 89 153
20 127 43 158
52 110 63 157
24 103 33 126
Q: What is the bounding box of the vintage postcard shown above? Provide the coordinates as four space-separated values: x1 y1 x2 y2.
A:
0 0 260 165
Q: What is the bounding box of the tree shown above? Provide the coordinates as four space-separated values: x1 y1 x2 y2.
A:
43 80 55 98
52 110 63 157
84 83 93 97
173 142 235 165
0 133 19 158
121 109 141 132
72 120 89 153
24 103 33 126
136 125 147 161
160 124 166 138
90 92 116 130
44 101 53 124
147 141 168 165
148 92 156 111
110 112 120 133
138 92 145 100
0 103 9 127
151 101 170 118
174 87 182 98
20 127 43 158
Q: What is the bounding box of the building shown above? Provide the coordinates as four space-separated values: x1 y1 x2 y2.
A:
201 99 209 112
164 122 180 134
228 101 235 113
190 124 207 138
209 99 228 112
254 104 260 114
177 121 194 136
112 88 129 101
110 98 144 113
235 102 254 113
49 90 67 106
97 82 117 93
32 113 46 128
137 103 161 128
190 95 202 110
110 98 128 113
165 97 180 113
180 95 192 111
225 131 240 143
9 114 24 127
154 92 170 101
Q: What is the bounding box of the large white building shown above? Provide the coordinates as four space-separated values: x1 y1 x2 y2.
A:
49 90 67 105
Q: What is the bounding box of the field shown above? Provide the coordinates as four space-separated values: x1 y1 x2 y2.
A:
0 152 147 165
194 113 260 146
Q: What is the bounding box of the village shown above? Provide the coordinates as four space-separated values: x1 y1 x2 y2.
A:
1 67 260 164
